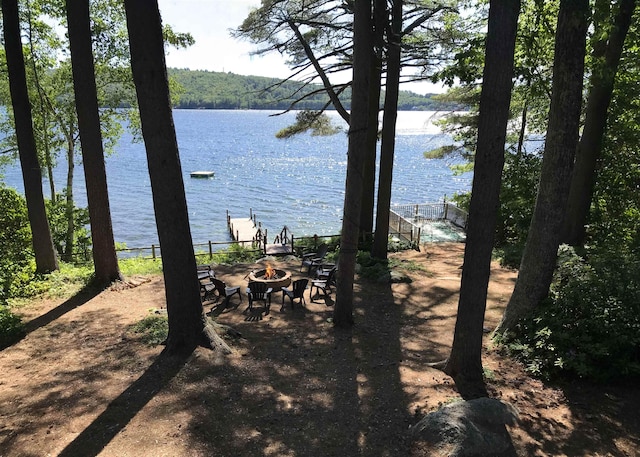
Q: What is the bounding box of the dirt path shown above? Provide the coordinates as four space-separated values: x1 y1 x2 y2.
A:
1 243 638 456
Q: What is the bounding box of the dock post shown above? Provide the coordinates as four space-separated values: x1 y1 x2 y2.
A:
208 241 213 259
264 229 268 255
151 244 156 259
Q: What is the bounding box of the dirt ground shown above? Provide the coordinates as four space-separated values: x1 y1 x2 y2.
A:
1 243 638 457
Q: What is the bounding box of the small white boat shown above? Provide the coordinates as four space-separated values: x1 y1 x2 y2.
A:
190 171 215 178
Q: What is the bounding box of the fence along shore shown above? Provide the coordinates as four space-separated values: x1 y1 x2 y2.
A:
105 202 468 261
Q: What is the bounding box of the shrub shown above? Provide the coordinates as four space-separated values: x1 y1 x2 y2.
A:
502 246 640 381
0 187 33 302
0 305 26 349
211 243 262 264
130 315 168 346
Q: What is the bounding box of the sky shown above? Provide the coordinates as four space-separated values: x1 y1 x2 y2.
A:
157 0 444 95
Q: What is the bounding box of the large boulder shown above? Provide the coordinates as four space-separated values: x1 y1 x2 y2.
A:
410 397 519 457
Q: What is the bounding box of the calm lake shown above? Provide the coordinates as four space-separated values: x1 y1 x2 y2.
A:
2 109 472 249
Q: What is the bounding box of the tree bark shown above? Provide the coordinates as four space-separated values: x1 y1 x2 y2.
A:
562 0 636 246
334 0 373 328
496 0 589 335
444 0 520 399
372 0 402 259
359 0 386 240
64 135 75 262
1 0 58 273
66 0 123 285
124 0 227 353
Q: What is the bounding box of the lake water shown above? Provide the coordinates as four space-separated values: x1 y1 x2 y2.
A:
1 109 472 249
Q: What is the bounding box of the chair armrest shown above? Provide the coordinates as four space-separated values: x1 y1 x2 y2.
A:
302 252 317 260
266 288 273 294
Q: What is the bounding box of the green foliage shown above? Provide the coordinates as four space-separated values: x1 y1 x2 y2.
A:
118 257 163 276
130 315 168 346
387 237 417 252
32 263 94 298
0 189 91 339
356 251 391 280
450 151 541 268
356 250 426 279
275 110 342 138
295 236 340 255
0 187 34 302
501 246 640 382
167 68 455 112
587 18 640 254
0 305 25 349
388 257 428 273
210 243 262 264
495 152 542 267
45 193 91 264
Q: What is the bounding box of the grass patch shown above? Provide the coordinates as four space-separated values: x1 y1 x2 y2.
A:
130 314 168 346
388 258 431 274
119 257 164 276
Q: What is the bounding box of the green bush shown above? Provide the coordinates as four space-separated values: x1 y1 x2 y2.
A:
130 315 168 346
210 243 262 264
356 251 391 280
0 187 34 302
452 153 541 269
0 305 26 349
502 246 640 382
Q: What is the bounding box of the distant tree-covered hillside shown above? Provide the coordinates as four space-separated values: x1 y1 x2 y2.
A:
168 68 456 111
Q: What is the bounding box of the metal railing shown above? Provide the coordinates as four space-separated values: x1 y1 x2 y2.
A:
388 210 422 248
391 202 468 229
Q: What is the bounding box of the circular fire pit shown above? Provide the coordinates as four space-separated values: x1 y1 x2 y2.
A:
248 268 292 289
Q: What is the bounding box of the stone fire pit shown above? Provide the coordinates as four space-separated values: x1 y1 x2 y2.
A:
248 268 292 289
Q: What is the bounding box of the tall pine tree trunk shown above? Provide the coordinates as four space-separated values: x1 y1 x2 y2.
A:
372 0 402 259
442 0 520 399
66 0 122 285
63 136 75 262
562 0 636 246
124 0 229 354
496 0 589 335
1 0 58 273
359 0 386 240
334 0 373 328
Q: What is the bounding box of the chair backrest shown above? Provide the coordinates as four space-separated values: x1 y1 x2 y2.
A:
316 243 329 259
248 281 270 299
211 278 227 297
292 278 308 296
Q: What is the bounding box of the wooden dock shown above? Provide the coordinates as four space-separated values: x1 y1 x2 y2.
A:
227 210 259 243
226 209 294 256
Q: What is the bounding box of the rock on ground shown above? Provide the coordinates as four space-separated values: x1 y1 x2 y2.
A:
410 397 519 457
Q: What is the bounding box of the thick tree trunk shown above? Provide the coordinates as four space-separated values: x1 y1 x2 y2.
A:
359 60 380 240
443 0 520 400
359 0 386 240
334 0 373 328
124 0 227 353
66 0 123 285
562 0 636 246
496 0 589 335
372 0 402 260
1 0 58 273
